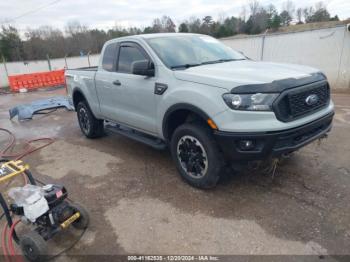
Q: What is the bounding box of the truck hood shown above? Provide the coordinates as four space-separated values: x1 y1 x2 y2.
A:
173 60 325 93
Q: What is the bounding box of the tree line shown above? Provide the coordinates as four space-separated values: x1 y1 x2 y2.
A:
0 0 341 62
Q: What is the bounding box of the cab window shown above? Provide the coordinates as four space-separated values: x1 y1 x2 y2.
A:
102 43 117 71
117 43 149 74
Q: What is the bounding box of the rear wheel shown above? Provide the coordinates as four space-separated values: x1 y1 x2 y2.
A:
71 203 90 230
170 123 223 189
77 101 104 138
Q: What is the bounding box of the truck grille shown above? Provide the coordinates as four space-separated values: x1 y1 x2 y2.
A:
273 81 330 122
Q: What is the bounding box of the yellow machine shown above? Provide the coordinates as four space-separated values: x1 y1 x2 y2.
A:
0 159 89 262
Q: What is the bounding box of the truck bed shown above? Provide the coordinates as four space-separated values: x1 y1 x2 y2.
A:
66 66 98 71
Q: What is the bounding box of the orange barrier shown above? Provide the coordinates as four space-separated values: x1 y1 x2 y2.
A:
8 69 65 92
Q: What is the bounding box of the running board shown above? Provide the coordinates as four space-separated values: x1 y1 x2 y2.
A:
105 123 167 150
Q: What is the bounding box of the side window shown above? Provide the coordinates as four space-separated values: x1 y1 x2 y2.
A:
102 43 117 71
117 44 148 74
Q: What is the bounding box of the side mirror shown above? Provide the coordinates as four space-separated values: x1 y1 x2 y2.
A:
132 60 155 77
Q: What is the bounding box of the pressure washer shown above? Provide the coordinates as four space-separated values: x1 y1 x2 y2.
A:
0 159 89 262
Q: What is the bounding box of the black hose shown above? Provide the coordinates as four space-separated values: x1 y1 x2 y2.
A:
25 169 36 185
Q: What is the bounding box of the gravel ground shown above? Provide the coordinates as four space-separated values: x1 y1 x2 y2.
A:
0 89 349 261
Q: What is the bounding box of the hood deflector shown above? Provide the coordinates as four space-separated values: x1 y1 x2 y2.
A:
231 72 327 94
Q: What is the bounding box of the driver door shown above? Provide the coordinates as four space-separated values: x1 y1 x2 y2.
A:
114 41 158 134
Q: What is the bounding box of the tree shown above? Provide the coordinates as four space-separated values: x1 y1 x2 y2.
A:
186 17 202 33
249 0 260 17
151 15 176 33
309 8 331 22
266 4 277 18
269 14 282 31
330 15 339 21
143 26 155 34
303 7 314 22
24 26 66 60
280 10 292 26
200 15 214 35
0 26 25 61
178 23 189 33
296 8 303 24
223 16 239 36
279 0 294 26
244 6 270 34
202 16 213 25
303 2 333 23
282 0 295 18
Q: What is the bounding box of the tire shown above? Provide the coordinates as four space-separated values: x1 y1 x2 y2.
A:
70 203 90 230
76 101 104 138
170 123 223 189
20 231 48 262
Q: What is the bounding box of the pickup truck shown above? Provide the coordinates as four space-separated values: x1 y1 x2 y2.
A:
66 33 334 189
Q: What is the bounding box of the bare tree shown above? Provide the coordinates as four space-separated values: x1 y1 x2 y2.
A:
296 8 303 24
240 5 247 22
283 0 296 16
152 15 176 33
249 0 260 17
65 21 88 36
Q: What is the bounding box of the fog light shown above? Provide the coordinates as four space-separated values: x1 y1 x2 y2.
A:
238 140 255 150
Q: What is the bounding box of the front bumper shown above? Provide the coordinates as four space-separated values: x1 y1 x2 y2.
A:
214 111 334 161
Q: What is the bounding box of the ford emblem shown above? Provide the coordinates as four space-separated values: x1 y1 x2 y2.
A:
305 94 319 106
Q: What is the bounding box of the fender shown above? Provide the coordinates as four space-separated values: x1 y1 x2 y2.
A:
72 87 87 109
162 103 211 140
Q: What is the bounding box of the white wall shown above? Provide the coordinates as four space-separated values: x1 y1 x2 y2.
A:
222 25 350 90
1 26 349 90
0 54 100 88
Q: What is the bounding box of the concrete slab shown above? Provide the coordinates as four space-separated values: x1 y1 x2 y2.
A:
0 89 349 258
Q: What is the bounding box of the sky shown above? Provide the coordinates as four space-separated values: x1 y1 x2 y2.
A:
0 0 349 33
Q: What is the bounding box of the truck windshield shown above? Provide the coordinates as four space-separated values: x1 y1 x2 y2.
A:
146 35 246 70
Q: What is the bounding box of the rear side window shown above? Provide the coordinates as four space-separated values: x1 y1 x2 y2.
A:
102 43 117 71
117 44 148 74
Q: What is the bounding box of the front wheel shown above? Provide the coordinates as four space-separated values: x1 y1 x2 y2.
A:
20 231 48 262
170 123 223 189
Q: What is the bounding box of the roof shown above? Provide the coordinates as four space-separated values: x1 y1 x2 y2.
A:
105 33 204 44
140 32 202 39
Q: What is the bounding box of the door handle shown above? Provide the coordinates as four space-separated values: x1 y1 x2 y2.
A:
113 80 121 86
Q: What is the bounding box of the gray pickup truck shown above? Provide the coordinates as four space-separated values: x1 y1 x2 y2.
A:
66 33 334 189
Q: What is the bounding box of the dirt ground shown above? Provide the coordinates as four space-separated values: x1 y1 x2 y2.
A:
0 88 349 261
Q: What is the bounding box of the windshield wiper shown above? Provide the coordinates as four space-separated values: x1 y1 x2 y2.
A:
170 58 246 70
170 63 201 69
201 58 245 65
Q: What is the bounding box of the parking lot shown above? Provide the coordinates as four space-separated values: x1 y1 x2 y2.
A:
0 88 349 259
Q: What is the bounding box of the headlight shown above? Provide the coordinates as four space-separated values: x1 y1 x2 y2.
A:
222 93 279 111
